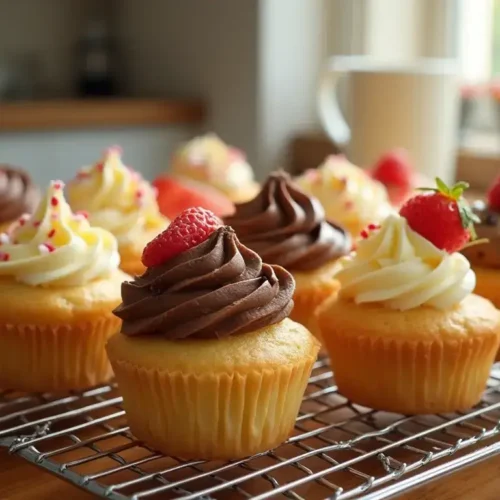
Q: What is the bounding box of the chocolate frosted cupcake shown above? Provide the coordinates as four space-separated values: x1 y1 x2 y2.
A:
462 198 500 308
224 171 351 330
107 210 320 459
0 165 39 231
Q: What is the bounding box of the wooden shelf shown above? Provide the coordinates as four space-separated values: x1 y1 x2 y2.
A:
0 98 205 132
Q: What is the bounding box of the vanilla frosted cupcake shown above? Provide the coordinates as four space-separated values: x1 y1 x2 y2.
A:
296 155 393 238
225 172 351 331
317 199 500 414
0 181 128 392
107 209 319 459
170 133 259 203
67 147 169 275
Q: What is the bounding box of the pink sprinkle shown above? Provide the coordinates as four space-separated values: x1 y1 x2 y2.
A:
0 252 10 261
135 189 144 199
51 196 59 207
0 233 10 245
96 162 104 172
76 210 89 219
106 145 122 155
344 201 354 210
53 181 64 190
18 214 30 226
368 223 380 231
76 170 90 179
48 228 56 238
38 243 56 255
360 229 369 239
33 221 41 228
51 213 58 220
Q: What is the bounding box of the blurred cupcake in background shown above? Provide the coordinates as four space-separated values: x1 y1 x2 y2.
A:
153 174 234 220
370 148 431 207
0 165 39 232
295 155 393 238
461 175 500 309
67 146 169 276
170 133 260 203
225 171 351 331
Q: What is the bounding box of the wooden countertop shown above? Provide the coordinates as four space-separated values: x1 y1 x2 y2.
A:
0 98 205 132
1 451 499 499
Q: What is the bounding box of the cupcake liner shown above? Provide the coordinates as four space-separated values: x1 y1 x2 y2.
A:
109 355 314 460
0 317 121 392
321 327 499 414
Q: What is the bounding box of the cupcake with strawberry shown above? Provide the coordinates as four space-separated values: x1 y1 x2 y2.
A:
295 155 393 238
371 148 431 207
67 147 169 276
462 175 500 308
316 179 500 414
170 133 260 203
107 207 319 459
224 171 351 331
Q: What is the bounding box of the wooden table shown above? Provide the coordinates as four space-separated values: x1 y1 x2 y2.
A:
1 451 499 500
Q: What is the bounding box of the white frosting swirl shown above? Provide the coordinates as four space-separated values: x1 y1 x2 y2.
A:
335 214 476 310
67 147 168 247
0 181 120 286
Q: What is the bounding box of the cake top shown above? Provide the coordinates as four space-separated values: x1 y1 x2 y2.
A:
462 175 500 269
0 181 119 287
224 171 351 271
173 133 255 190
67 146 168 246
0 165 40 224
295 155 392 234
335 179 478 311
114 208 295 339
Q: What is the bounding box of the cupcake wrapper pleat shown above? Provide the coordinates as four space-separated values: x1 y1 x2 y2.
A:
110 357 315 460
0 317 120 392
323 331 499 414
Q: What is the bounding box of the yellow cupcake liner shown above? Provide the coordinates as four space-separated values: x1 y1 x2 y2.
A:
109 356 314 460
0 316 121 392
321 328 499 414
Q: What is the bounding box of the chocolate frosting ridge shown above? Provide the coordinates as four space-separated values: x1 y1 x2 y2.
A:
461 200 500 269
114 227 295 338
0 165 40 223
224 171 351 271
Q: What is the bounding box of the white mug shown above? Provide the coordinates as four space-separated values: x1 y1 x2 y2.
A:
317 57 459 182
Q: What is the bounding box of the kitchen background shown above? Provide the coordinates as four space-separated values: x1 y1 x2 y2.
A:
0 0 498 187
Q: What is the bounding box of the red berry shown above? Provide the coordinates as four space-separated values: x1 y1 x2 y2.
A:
487 175 500 211
399 179 478 253
141 207 222 267
153 176 234 219
372 149 413 188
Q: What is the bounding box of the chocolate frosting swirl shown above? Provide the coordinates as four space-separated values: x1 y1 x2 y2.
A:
114 227 295 339
224 172 351 271
0 165 40 223
461 200 500 269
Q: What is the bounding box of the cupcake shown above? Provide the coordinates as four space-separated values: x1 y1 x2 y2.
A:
461 176 500 308
316 180 500 414
295 155 393 238
0 165 39 232
370 149 432 207
170 133 260 203
67 146 169 276
0 181 128 392
107 208 319 459
224 171 351 330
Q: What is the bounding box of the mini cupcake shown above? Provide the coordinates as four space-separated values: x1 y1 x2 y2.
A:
462 175 500 308
370 149 432 207
0 181 127 392
67 146 169 276
316 180 500 414
170 133 260 203
224 172 351 330
295 155 393 238
107 208 319 459
0 165 39 232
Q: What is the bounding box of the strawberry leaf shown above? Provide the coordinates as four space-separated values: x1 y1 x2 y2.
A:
436 177 450 195
457 198 478 240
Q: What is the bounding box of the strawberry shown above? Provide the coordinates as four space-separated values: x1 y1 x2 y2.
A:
399 178 479 253
487 174 500 212
153 176 234 219
142 207 222 267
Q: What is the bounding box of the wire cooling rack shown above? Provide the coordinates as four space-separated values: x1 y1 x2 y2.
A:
1 358 500 500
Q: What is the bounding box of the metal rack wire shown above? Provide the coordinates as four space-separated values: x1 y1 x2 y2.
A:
1 357 500 500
